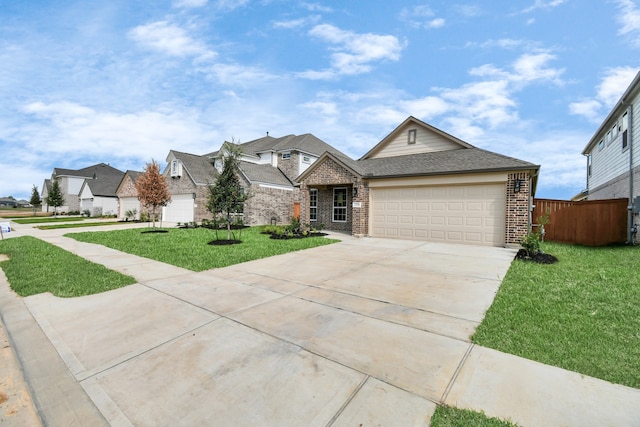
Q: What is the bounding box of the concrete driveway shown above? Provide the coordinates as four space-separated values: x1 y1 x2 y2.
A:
20 235 516 426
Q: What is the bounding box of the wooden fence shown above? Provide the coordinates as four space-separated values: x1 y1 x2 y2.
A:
532 198 629 246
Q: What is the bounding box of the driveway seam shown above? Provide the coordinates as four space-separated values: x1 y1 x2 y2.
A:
325 375 370 427
440 342 475 403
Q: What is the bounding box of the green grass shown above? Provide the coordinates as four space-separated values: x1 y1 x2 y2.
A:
430 406 518 426
0 236 136 297
473 242 640 389
12 217 85 224
66 226 339 272
37 221 122 230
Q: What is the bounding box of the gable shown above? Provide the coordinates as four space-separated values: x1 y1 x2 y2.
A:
361 116 472 160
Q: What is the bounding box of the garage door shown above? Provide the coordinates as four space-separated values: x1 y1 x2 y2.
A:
371 184 506 246
119 197 140 219
162 194 194 223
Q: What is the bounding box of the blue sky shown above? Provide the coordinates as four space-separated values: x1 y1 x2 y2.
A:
2 0 639 201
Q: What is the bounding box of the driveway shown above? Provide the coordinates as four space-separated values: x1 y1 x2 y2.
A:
20 235 516 426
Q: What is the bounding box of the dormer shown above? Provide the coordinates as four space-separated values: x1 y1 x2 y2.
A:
170 159 183 178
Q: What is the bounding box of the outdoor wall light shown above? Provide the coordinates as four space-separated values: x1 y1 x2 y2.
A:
352 187 358 198
513 179 522 193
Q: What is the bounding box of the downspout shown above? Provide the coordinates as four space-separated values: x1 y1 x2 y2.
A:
626 103 635 244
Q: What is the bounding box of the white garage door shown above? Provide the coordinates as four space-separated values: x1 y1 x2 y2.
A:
119 197 140 219
371 184 506 246
162 194 195 223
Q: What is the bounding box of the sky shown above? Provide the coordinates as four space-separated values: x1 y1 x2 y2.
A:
2 0 639 201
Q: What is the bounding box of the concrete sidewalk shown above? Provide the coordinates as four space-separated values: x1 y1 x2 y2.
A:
1 220 639 426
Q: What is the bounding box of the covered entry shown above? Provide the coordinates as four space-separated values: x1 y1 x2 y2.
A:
370 183 506 246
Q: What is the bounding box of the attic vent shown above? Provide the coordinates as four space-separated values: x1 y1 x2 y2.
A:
170 159 182 178
408 129 417 145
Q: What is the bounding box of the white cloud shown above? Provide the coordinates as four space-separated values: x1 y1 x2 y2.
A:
302 24 405 78
128 21 216 60
19 101 217 163
569 66 639 122
206 63 277 87
614 0 640 46
212 0 249 11
398 5 445 29
173 0 208 8
302 2 334 13
520 0 568 14
273 15 321 29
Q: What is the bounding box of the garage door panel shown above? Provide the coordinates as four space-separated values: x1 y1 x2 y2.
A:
162 194 194 223
371 184 506 246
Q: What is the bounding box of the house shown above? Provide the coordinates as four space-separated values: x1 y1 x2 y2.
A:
115 170 144 220
42 163 124 214
78 168 125 216
0 197 18 208
581 71 639 199
298 116 540 247
162 150 219 223
162 133 345 224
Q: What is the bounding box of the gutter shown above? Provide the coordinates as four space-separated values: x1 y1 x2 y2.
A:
625 103 635 243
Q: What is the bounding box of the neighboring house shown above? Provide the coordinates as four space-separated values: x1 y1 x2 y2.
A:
115 170 143 220
0 197 18 208
78 167 125 216
298 116 540 247
42 163 124 214
581 71 639 200
162 150 219 223
162 133 345 224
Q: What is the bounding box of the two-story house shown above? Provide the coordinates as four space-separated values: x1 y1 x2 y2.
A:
161 133 345 225
42 163 124 215
581 70 639 238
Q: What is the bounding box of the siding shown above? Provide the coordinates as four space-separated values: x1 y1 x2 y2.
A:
588 90 640 192
367 124 461 159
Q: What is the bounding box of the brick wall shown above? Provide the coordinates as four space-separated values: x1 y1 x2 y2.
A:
278 152 299 182
244 185 297 225
506 172 532 245
300 157 361 234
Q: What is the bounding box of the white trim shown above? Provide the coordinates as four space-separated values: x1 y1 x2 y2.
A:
309 188 318 221
257 183 294 191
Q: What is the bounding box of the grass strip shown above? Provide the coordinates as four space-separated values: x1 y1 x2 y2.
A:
66 226 338 272
12 217 85 224
430 406 518 426
37 221 122 230
0 236 136 297
473 242 640 389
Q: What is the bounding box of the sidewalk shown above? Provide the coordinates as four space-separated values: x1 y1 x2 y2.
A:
1 219 640 426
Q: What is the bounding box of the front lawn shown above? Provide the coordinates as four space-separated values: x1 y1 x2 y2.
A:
66 226 339 271
473 242 640 389
0 236 136 297
430 406 517 427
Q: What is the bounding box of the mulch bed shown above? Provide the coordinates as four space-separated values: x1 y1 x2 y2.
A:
268 232 328 240
208 239 242 246
515 249 558 264
141 229 169 234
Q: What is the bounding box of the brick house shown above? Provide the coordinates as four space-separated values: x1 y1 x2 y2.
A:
298 116 540 247
160 134 345 225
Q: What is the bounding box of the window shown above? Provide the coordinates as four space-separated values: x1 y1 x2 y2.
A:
170 159 182 177
408 129 417 144
622 112 629 150
598 140 604 151
302 155 311 164
309 189 318 221
333 187 347 222
587 154 592 177
281 152 291 159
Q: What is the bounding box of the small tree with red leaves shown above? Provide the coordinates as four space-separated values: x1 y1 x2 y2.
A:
135 160 171 229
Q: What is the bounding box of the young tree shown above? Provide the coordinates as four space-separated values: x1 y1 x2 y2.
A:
45 179 64 217
135 160 171 229
207 141 250 241
29 185 42 216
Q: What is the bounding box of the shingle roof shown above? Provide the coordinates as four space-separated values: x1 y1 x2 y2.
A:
239 161 293 186
206 133 344 159
358 147 538 178
54 163 123 179
169 150 218 185
82 165 125 197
